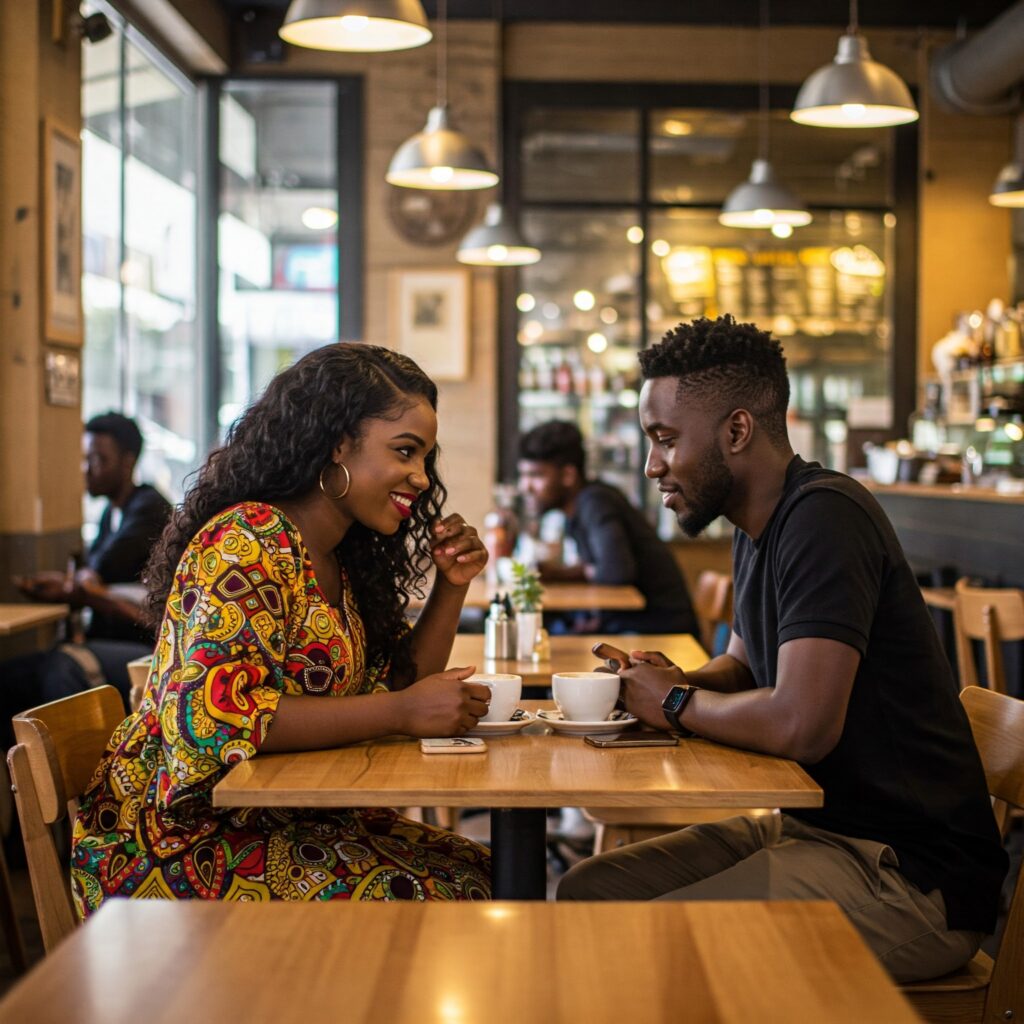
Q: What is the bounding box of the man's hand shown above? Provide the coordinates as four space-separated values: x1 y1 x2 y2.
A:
618 650 688 730
15 571 86 607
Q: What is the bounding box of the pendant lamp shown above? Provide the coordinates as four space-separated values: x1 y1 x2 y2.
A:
720 0 811 230
386 0 498 190
990 118 1024 207
279 0 431 52
457 203 540 266
456 7 540 266
791 0 917 128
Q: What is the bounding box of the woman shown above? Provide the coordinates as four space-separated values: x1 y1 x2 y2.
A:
71 344 492 912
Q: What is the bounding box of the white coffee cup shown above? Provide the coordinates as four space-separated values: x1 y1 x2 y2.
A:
552 671 620 722
468 673 523 723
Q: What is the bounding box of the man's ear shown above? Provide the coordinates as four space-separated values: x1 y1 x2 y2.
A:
724 409 755 454
560 464 581 489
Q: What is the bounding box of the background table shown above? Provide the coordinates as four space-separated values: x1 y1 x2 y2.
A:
0 900 921 1023
0 603 69 636
449 632 707 687
214 711 821 899
411 577 645 612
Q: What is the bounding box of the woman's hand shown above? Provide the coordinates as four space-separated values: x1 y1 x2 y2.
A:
431 513 488 588
395 665 491 737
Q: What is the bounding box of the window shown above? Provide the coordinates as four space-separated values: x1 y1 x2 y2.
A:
82 6 199 507
506 84 914 521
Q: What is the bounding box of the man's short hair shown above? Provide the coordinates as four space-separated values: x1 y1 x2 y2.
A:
518 421 586 474
85 412 144 459
638 315 790 448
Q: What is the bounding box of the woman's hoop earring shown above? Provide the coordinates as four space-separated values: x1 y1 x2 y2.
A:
319 462 351 500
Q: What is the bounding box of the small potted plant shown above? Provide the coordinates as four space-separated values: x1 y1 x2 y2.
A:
510 561 544 660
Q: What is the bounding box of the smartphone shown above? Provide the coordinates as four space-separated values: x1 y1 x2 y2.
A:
584 732 678 748
420 737 488 754
591 641 632 671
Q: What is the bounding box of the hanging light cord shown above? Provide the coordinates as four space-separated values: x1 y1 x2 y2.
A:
848 0 858 35
758 0 769 160
437 0 448 110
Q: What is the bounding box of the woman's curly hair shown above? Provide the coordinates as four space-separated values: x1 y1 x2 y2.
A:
144 343 446 686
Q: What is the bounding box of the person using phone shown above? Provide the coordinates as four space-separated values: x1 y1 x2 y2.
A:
517 420 697 635
0 413 171 745
71 345 492 916
558 315 1007 985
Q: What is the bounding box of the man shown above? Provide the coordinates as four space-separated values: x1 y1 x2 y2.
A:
558 316 1007 984
517 420 697 635
4 413 170 734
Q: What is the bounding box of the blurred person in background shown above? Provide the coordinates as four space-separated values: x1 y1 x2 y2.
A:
518 420 697 636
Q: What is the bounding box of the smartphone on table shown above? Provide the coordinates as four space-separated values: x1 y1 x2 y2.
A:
420 737 487 754
591 641 632 671
584 733 679 748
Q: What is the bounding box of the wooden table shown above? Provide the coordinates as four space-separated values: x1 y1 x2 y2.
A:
214 708 821 900
920 586 956 612
0 900 921 1023
0 603 69 636
448 632 708 687
411 577 645 612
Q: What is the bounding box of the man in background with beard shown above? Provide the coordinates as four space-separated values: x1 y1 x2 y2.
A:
557 315 1007 985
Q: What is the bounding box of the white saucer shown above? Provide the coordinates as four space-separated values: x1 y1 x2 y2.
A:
535 709 639 735
467 711 535 736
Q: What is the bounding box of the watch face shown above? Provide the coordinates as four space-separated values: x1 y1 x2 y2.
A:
387 186 479 247
663 686 687 713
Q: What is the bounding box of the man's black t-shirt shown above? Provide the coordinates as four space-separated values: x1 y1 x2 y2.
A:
567 481 697 634
732 457 1007 933
86 483 171 643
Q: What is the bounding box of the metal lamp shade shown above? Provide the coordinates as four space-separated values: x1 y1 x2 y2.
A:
386 106 499 190
719 160 812 228
457 204 541 266
791 34 918 128
990 162 1024 207
279 0 431 52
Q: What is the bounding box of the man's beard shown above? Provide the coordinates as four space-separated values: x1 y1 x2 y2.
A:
677 442 733 538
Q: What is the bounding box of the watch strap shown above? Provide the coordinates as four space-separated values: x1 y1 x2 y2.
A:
663 684 698 736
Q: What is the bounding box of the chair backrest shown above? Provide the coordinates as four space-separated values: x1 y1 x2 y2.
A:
953 579 1024 694
7 685 124 952
692 571 733 655
960 686 1024 1018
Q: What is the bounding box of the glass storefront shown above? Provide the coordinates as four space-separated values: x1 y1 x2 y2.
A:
510 94 902 514
81 8 199 509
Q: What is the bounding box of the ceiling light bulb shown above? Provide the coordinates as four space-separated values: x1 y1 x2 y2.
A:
651 239 671 257
841 103 866 120
587 332 608 353
517 293 536 312
573 290 596 311
771 223 794 239
430 165 454 184
627 226 644 244
340 15 368 31
301 206 339 230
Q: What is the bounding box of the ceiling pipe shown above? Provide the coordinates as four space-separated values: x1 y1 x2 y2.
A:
931 0 1024 115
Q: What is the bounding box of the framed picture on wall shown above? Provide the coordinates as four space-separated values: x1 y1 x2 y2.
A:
43 118 83 346
390 268 470 381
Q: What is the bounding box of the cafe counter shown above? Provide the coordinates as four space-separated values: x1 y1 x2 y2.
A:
863 481 1024 587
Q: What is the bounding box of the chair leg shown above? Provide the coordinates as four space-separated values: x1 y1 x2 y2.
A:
0 839 27 974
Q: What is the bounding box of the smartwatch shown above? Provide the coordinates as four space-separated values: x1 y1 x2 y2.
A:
662 684 699 736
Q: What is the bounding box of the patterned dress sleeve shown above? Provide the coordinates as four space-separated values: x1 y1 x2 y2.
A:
157 505 299 810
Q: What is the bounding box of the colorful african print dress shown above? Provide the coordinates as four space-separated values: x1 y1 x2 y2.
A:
71 502 490 915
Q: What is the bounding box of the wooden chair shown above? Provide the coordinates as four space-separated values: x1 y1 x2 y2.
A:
692 570 733 656
953 579 1024 695
7 685 123 953
901 686 1024 1023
